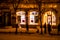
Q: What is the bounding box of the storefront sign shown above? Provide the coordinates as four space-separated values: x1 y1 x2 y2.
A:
18 4 38 8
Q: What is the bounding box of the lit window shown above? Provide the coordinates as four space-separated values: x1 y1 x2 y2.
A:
42 11 56 25
16 11 26 24
29 11 38 25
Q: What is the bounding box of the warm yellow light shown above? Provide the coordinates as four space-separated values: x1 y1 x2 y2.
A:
42 11 56 26
49 4 57 8
54 5 57 8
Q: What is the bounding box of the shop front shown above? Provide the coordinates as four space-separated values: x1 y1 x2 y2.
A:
16 10 40 31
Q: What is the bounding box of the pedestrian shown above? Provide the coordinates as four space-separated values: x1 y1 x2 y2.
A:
43 23 46 34
58 23 60 34
48 24 51 34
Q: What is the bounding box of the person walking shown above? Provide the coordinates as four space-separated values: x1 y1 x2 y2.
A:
44 23 46 34
58 23 60 34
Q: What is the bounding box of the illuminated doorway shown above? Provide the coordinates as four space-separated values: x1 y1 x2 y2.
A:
42 11 56 26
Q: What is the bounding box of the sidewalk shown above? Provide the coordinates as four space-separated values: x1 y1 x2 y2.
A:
0 27 60 35
0 28 37 33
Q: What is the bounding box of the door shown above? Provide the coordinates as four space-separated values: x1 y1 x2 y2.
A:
3 12 11 26
0 14 2 27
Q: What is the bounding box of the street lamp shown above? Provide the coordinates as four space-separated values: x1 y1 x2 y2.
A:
35 0 43 34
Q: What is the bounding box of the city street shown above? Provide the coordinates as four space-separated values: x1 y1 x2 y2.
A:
0 27 60 40
0 0 60 40
0 33 60 40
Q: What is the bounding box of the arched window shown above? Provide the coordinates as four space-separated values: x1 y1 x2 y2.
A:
42 11 56 26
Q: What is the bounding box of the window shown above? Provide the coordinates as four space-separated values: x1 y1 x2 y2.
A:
42 11 56 25
29 11 38 25
16 11 26 24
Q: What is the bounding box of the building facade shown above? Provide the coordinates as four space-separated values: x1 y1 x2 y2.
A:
0 0 60 29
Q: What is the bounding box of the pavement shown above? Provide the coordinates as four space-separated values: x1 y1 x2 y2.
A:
0 33 60 40
0 27 60 40
0 27 60 34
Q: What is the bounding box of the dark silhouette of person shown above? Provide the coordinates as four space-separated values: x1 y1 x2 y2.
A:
44 23 46 34
48 24 51 34
58 23 60 34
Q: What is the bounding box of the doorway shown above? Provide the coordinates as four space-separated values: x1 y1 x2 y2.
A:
2 12 11 26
